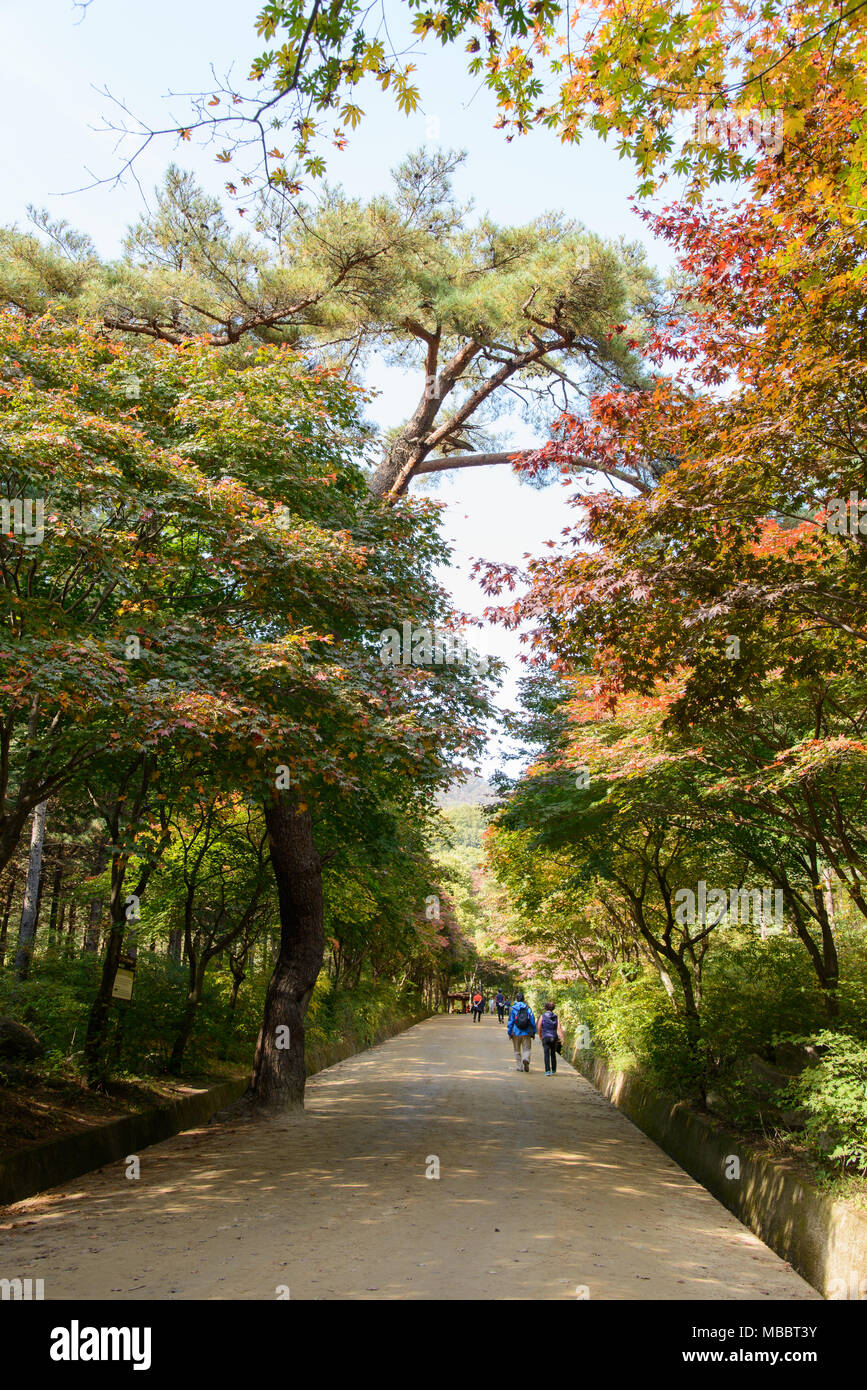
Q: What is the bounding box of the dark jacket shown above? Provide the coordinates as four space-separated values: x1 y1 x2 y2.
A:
540 1009 559 1040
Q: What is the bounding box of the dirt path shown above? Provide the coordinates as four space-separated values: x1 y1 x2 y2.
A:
0 1014 819 1300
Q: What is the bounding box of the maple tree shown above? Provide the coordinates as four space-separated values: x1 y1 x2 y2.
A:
103 0 867 220
489 677 741 1033
1 311 495 1096
135 794 274 1075
478 95 867 1028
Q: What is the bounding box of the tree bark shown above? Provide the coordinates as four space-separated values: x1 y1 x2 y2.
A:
64 899 77 958
168 973 205 1075
84 896 103 952
228 958 246 1010
413 449 527 476
0 807 34 883
13 799 48 981
0 873 15 966
47 856 64 948
83 899 126 1087
247 797 324 1109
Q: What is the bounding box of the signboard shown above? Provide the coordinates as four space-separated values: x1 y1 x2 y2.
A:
111 950 137 1001
112 969 135 1001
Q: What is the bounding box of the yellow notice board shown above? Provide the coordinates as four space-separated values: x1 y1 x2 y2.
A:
112 968 135 1001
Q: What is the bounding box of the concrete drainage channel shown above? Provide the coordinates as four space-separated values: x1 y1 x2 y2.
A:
569 1043 867 1300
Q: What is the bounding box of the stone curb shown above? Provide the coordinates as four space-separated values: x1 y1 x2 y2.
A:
0 1077 248 1208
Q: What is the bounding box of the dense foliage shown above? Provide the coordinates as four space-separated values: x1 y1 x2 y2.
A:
482 88 867 1183
0 306 493 1100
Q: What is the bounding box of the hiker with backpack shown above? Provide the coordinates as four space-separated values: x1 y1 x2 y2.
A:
507 992 536 1071
537 1001 565 1076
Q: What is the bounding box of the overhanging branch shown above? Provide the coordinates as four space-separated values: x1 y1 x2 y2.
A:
412 449 653 494
413 450 529 475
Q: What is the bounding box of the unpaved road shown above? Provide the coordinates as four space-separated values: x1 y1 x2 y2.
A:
1 1014 818 1300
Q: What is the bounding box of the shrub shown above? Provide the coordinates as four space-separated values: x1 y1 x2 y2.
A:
782 1031 867 1174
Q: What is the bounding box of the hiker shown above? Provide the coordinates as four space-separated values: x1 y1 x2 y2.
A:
537 1001 565 1076
495 990 506 1023
507 992 536 1071
471 989 484 1022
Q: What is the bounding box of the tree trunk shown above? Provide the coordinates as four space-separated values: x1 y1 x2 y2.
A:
0 874 15 967
247 797 324 1110
47 857 64 949
821 866 837 930
13 799 48 981
228 950 247 1009
64 899 77 958
169 967 206 1075
83 851 145 1087
0 806 35 883
83 906 126 1087
83 897 102 951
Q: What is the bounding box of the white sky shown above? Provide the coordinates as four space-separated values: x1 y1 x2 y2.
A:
0 0 682 774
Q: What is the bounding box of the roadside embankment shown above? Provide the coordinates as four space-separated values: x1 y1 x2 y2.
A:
569 1043 867 1299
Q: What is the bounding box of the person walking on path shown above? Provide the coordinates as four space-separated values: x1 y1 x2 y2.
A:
507 992 536 1071
495 990 506 1023
471 989 484 1022
537 1001 564 1076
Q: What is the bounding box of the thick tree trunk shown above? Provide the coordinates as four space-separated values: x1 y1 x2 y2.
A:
13 799 48 981
247 797 324 1110
228 967 245 1010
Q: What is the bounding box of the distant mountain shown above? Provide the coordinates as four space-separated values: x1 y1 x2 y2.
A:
437 775 497 808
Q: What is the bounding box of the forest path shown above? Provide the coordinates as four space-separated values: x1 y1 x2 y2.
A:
1 1013 819 1300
